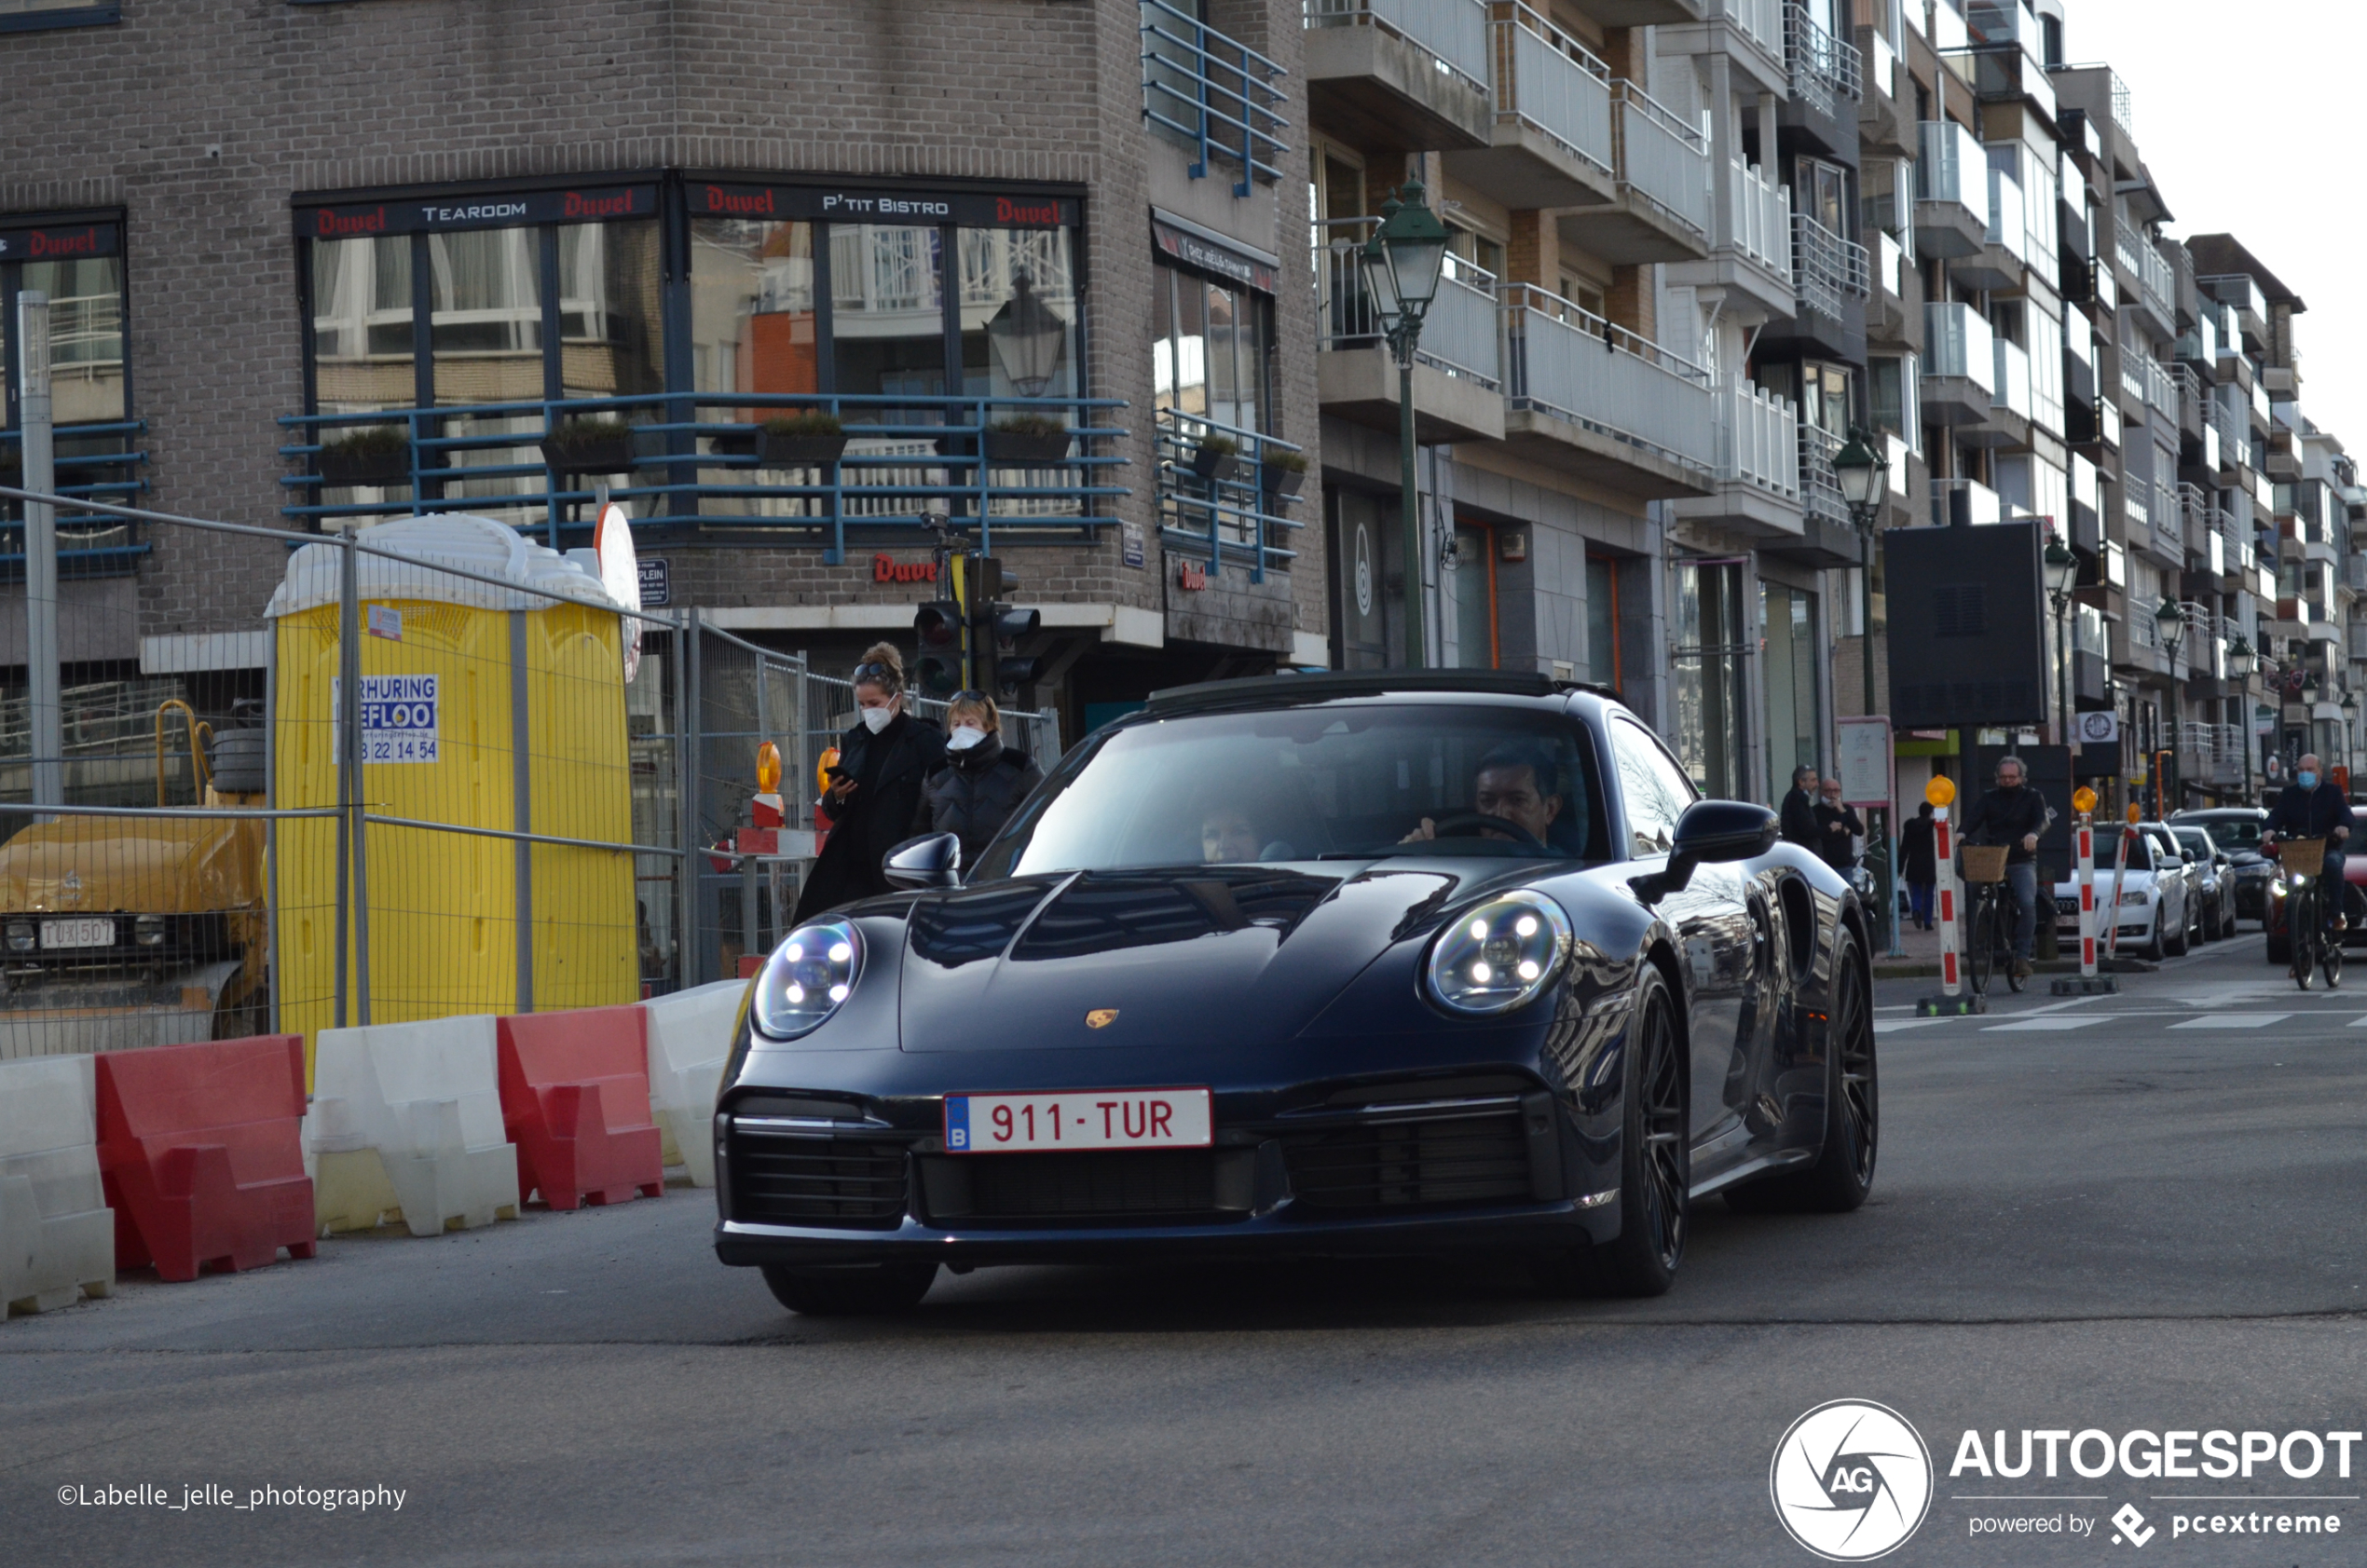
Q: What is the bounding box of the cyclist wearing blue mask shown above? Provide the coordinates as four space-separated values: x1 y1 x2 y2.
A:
2264 754 2355 938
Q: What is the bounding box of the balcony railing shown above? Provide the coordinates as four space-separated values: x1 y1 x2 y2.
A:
1924 301 1995 390
1784 0 1863 118
1915 120 1991 229
1717 0 1785 61
1613 79 1713 243
0 421 151 579
1929 475 2002 527
1304 0 1491 93
1800 423 1850 525
1713 375 1801 501
1984 166 2027 266
2118 218 2174 322
1500 283 1715 479
1793 211 1869 320
1728 160 1793 281
278 393 1129 560
1488 3 1615 177
2143 354 2177 419
1991 337 2032 421
1155 408 1306 582
1142 0 1288 196
1315 219 1503 390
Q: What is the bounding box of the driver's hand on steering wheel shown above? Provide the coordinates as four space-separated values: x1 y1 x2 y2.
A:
1401 817 1439 843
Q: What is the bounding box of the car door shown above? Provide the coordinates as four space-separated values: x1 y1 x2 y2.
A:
1607 716 1756 1167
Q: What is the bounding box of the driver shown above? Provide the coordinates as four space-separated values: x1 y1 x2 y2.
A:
1200 802 1264 865
1403 743 1565 848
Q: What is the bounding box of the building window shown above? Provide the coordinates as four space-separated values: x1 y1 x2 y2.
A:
1450 518 1498 669
1586 554 1621 691
1761 581 1821 792
1151 258 1271 438
1671 558 1748 799
1 214 132 531
0 0 117 32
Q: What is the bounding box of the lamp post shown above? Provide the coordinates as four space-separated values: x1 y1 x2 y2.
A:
2346 690 2360 782
2044 538 2079 745
1361 180 1451 669
2155 595 2186 816
2228 634 2255 797
1829 426 1892 950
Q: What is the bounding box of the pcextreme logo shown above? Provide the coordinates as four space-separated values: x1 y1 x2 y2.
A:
1772 1399 1936 1561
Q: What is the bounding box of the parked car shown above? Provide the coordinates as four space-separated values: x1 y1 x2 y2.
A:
2170 825 2239 942
2055 823 2193 960
2170 807 2271 921
712 671 1879 1314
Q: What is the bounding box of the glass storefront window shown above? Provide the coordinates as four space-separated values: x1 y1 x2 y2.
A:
959 227 1077 402
558 221 665 403
311 235 415 416
1761 582 1821 796
832 224 947 412
691 219 816 400
1151 260 1270 435
26 256 126 426
431 227 543 516
2 222 133 539
1671 559 1748 799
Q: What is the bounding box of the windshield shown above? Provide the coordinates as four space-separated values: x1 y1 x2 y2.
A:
2173 829 2214 857
973 703 1610 879
2187 814 2263 850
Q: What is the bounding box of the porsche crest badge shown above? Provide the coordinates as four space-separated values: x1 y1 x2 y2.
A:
1085 1009 1119 1029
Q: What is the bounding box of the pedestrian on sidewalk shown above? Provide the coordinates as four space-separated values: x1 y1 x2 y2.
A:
1780 765 1821 852
792 644 946 922
1814 777 1864 874
914 690 1044 866
1901 800 1938 930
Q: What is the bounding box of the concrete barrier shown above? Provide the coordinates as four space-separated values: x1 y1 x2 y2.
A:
642 981 745 1189
0 1055 115 1316
307 1017 520 1237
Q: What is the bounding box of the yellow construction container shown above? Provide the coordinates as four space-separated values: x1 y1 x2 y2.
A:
267 516 636 1065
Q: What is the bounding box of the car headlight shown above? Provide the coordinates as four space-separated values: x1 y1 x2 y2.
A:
2117 890 2149 907
134 915 166 947
5 920 31 953
751 919 863 1041
1424 890 1573 1016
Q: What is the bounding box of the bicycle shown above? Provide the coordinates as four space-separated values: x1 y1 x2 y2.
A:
2275 837 2341 991
1961 842 2024 995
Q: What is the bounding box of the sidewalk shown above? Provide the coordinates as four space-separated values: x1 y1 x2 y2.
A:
1867 906 2089 980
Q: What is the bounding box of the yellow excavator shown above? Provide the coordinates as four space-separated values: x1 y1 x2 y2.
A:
0 701 268 1056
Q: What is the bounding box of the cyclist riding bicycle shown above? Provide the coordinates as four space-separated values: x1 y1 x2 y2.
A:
1959 755 2047 980
2263 753 2355 939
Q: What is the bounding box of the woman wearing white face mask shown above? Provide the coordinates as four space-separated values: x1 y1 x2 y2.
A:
790 643 946 922
913 691 1045 866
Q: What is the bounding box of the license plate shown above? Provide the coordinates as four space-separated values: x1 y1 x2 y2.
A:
39 918 114 950
944 1088 1212 1154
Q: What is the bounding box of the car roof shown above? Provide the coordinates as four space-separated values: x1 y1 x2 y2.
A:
1142 668 1610 716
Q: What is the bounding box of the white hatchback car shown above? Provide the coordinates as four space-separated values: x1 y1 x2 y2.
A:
2055 823 2195 960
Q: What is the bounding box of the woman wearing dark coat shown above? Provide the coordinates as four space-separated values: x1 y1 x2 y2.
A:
913 691 1045 866
790 644 946 923
1900 800 1939 931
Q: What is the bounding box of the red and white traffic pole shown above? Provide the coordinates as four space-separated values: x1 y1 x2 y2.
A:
2101 807 2136 961
1935 804 1960 997
2076 811 2097 977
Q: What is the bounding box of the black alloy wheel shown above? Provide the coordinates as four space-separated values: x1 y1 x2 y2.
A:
1537 964 1687 1299
760 1261 938 1316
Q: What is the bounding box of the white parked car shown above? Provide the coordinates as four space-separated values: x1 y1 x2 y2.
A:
2055 823 2196 960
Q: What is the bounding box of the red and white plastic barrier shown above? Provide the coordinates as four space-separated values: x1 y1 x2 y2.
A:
2075 814 2098 977
0 1056 114 1316
1935 805 1960 995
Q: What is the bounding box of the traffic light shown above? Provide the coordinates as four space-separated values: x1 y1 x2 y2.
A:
913 596 964 696
964 555 1044 692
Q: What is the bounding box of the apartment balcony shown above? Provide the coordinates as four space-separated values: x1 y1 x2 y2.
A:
1781 0 1862 153
1929 474 2002 527
1865 229 1921 351
2265 424 2301 483
2201 274 2269 356
1950 163 2026 293
1498 283 1716 498
0 420 151 579
277 394 1130 561
2262 364 2298 398
2068 495 2101 556
1581 0 1707 22
2117 221 2176 341
1963 335 2032 450
1670 375 1804 539
2178 482 2210 557
1555 79 1715 264
1314 225 1505 442
2110 613 2169 680
1658 0 1787 98
1302 0 1493 152
1854 23 1912 157
1914 120 1991 260
1781 211 1867 359
1445 4 1617 209
1922 302 1996 428
2172 361 2205 446
1141 1 1289 197
1667 159 1793 322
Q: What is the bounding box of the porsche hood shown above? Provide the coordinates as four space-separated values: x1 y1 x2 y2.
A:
893 866 1466 1052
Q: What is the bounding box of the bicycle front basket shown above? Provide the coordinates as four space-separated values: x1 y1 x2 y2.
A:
2281 838 2327 879
1961 844 2010 884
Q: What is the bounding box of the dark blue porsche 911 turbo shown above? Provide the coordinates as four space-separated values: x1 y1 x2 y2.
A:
712 670 1878 1314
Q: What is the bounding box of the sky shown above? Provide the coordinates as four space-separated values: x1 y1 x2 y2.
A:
2060 0 2367 447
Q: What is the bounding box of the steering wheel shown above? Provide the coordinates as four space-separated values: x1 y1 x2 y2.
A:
1419 811 1549 854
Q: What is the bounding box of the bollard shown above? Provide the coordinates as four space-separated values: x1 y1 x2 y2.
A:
2050 791 2118 995
1919 776 1982 1014
2102 820 2133 961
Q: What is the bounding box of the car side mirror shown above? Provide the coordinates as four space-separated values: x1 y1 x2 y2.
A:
882 831 963 891
1630 800 1778 905
2182 850 2198 864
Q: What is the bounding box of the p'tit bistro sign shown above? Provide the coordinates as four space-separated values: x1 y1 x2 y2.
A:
0 223 118 262
687 183 1078 228
296 185 658 239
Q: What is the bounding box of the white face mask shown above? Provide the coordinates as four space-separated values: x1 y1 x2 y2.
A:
859 705 895 734
948 725 988 752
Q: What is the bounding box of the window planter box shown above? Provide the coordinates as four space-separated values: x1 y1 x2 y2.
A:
317 447 411 488
540 430 638 474
1190 444 1242 484
1260 465 1306 504
719 429 850 466
983 429 1073 465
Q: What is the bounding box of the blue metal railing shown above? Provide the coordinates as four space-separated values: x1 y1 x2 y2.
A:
278 392 1129 563
1142 0 1288 197
1154 408 1304 583
0 420 151 578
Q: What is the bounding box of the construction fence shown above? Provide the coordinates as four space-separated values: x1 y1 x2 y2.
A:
0 484 1059 1063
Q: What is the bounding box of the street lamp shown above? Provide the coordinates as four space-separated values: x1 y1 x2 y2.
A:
1361 180 1451 669
2156 595 2186 815
1830 426 1891 950
2044 537 2078 744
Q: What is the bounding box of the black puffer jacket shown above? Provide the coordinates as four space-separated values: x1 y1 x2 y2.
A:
791 711 945 922
914 734 1044 866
